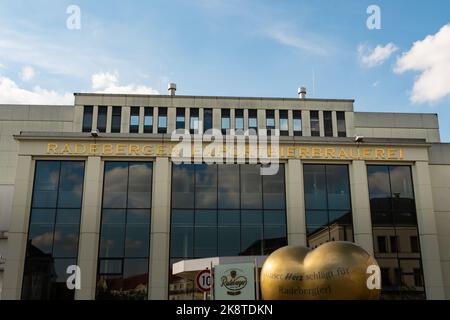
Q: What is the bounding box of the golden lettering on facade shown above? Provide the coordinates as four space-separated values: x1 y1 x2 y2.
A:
44 143 404 161
115 144 126 155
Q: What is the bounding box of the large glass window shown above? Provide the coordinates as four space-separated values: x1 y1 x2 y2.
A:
303 164 353 248
144 107 153 133
176 108 186 130
293 110 302 136
96 162 153 300
111 107 121 133
170 164 287 299
22 161 85 300
130 107 140 133
97 106 107 133
310 111 320 136
158 107 167 134
82 106 93 133
337 111 346 137
324 111 333 137
367 165 425 300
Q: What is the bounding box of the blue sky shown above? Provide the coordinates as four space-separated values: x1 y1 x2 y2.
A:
0 0 449 140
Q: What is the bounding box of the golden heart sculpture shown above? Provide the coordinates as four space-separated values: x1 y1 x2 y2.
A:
260 242 380 300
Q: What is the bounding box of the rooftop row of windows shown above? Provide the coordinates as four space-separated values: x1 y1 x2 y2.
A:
82 106 347 137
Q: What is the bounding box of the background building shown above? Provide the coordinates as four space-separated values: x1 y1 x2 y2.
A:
0 87 449 300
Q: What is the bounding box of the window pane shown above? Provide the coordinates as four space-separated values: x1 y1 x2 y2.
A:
326 165 350 210
172 164 195 209
100 223 125 258
30 208 56 224
310 111 320 136
194 226 217 258
241 165 262 209
324 111 333 137
103 162 128 208
303 165 327 210
125 224 150 257
218 226 240 256
111 107 121 133
82 106 93 133
28 224 54 255
195 164 217 209
171 225 193 258
122 259 148 299
98 106 107 133
218 165 240 209
58 162 85 208
128 162 152 208
263 165 285 209
53 224 80 257
204 109 213 131
33 161 60 208
241 226 263 255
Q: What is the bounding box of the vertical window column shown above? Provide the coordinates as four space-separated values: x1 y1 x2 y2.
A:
337 111 347 137
324 111 333 137
111 107 122 133
235 109 244 132
293 111 302 136
97 106 107 133
367 165 425 300
303 164 353 248
248 110 258 134
203 108 212 133
22 161 85 300
144 107 154 133
176 108 186 130
82 106 93 133
158 107 168 134
310 111 320 136
190 108 199 134
96 162 153 300
221 109 230 135
130 107 140 133
279 110 288 136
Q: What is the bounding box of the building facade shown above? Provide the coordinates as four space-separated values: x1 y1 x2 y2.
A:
0 90 449 300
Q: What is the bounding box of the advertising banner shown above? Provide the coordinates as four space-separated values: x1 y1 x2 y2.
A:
214 263 256 300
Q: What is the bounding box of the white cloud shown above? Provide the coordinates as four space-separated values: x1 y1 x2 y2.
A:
267 27 327 55
91 71 159 94
394 24 450 104
19 66 35 82
358 43 398 67
372 81 380 87
0 71 159 105
0 75 73 105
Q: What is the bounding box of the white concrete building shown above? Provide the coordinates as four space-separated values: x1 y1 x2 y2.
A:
0 89 449 300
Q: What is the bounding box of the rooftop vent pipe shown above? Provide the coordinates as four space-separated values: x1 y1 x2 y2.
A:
168 83 177 96
298 86 307 99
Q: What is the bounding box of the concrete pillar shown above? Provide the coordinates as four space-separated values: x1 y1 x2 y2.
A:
139 107 145 134
319 111 325 137
332 111 338 137
212 109 221 132
288 110 294 136
121 106 130 133
92 106 98 131
257 110 266 133
412 161 445 299
148 157 171 300
349 160 374 255
153 107 158 134
230 109 235 130
167 107 176 134
274 110 280 130
106 106 112 133
285 159 307 246
75 156 103 300
345 112 355 138
302 110 311 136
243 109 249 131
2 156 34 300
